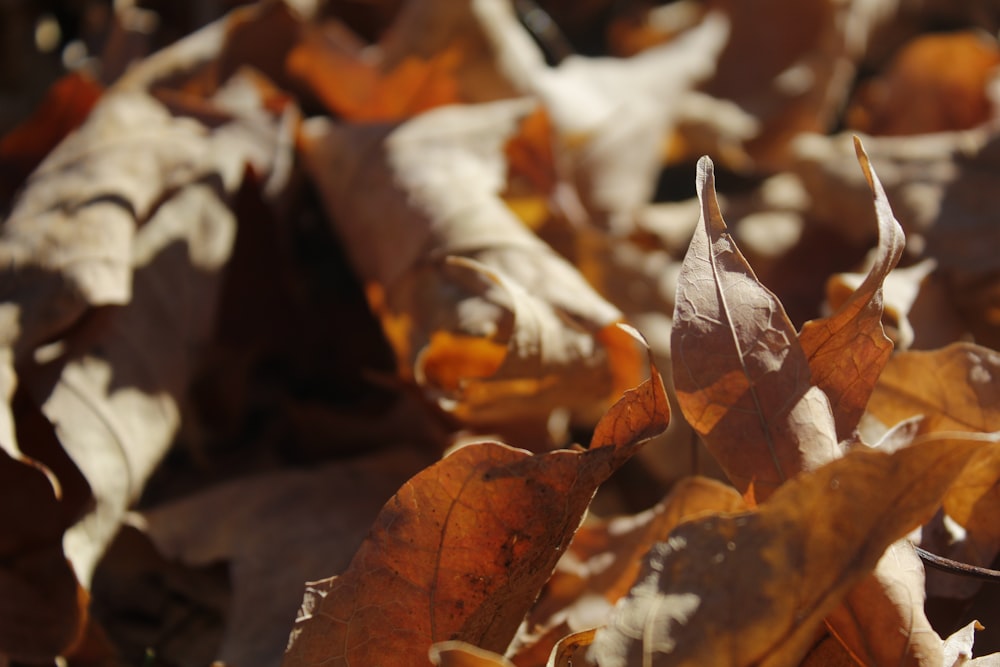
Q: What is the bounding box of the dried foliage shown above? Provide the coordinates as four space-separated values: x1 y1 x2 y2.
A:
3 1 1000 666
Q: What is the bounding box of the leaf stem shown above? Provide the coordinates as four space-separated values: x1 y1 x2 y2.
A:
914 545 1000 584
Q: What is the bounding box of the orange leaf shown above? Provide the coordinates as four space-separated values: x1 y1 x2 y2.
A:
846 31 1000 136
508 477 744 664
671 156 839 502
867 343 1000 435
287 23 462 122
282 343 668 666
0 72 103 198
300 101 642 434
798 137 905 441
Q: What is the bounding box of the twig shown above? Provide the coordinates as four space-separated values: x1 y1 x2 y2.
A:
914 545 1000 584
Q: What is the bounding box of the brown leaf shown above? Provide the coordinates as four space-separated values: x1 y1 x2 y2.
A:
476 1 728 231
0 449 85 661
798 136 904 441
671 156 840 502
698 0 863 169
587 437 986 667
287 21 462 121
846 31 1000 136
940 443 1000 591
507 477 744 665
0 69 293 596
825 540 943 667
867 343 1000 435
282 347 669 666
0 71 103 203
300 101 642 434
135 448 431 667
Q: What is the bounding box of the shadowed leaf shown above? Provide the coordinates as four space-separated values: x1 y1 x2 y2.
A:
282 336 668 666
671 156 839 502
799 137 905 441
587 437 986 667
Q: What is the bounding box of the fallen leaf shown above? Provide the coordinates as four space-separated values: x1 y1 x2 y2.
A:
300 100 641 434
943 620 984 667
430 641 516 667
282 340 668 666
0 63 293 605
0 448 85 661
0 71 103 204
866 343 1000 434
507 477 744 665
824 540 943 667
288 19 462 121
134 447 432 667
846 31 1000 136
475 0 728 231
671 155 840 502
798 136 904 441
587 437 986 667
698 0 874 169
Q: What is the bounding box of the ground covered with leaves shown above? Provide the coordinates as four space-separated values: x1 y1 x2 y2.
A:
4 0 1000 665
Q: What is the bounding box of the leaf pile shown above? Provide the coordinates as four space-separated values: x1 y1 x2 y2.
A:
3 1 1000 666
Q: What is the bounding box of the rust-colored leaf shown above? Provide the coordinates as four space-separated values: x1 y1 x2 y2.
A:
0 446 85 661
507 477 744 665
846 31 1000 136
0 72 103 202
287 22 462 121
798 136 905 441
825 540 943 667
867 343 1000 435
587 437 986 667
282 345 668 666
671 156 839 502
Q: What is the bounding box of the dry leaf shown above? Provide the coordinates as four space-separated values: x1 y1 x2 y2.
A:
287 20 462 121
671 156 839 502
867 343 1000 434
430 641 517 667
134 448 431 667
587 438 986 667
0 448 85 661
846 31 1000 136
300 100 641 434
508 477 745 664
475 0 728 232
0 58 293 613
282 342 668 666
825 540 943 667
798 136 904 441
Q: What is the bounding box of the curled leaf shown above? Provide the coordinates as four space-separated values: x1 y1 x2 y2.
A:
588 437 986 667
282 338 668 666
798 136 905 441
671 155 839 502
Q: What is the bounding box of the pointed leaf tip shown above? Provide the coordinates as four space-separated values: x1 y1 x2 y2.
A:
695 155 715 193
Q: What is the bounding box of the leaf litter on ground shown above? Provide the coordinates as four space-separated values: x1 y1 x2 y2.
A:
4 1 1000 666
